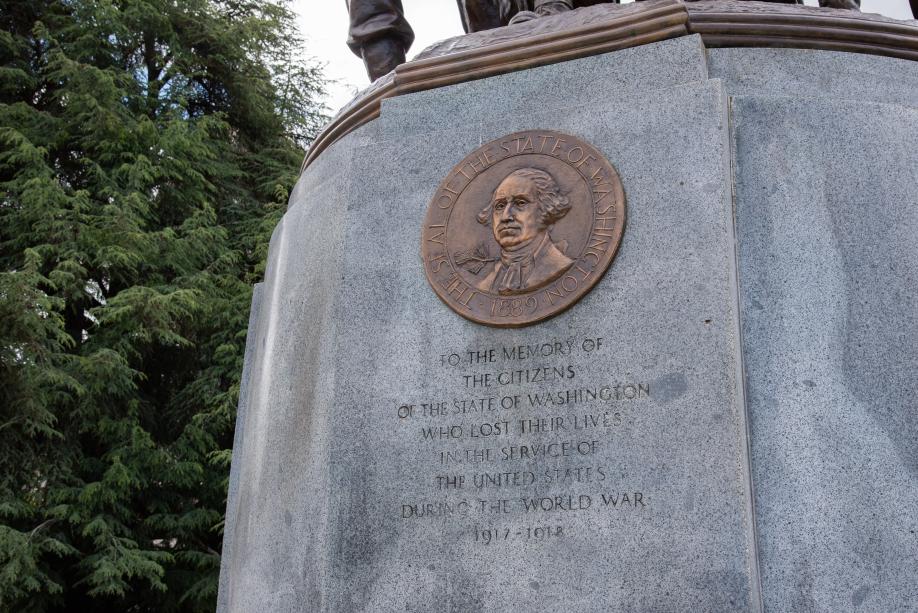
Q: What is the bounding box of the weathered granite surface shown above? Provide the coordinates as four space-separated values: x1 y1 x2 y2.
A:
380 35 708 138
340 79 755 613
220 37 918 613
220 37 759 611
216 282 264 613
732 94 918 613
709 47 918 110
218 137 354 610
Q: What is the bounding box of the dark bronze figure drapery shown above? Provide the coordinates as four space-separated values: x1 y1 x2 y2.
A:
345 0 415 81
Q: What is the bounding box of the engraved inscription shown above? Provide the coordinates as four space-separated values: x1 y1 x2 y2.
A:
394 335 651 543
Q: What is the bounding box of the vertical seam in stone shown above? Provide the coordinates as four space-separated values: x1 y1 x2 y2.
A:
725 90 765 613
697 33 711 81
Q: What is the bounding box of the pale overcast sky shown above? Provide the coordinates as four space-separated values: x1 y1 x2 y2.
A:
294 0 915 113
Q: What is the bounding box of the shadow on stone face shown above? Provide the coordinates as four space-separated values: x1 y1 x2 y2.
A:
824 110 918 474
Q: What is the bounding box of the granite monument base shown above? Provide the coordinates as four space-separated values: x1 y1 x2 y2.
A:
218 5 918 612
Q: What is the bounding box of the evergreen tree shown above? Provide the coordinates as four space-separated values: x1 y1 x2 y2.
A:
0 0 326 609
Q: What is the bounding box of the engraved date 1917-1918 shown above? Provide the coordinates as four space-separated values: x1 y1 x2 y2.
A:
473 524 564 545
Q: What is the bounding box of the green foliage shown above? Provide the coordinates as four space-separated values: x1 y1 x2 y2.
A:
0 0 327 609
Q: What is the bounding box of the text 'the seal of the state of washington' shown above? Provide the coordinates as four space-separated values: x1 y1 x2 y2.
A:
421 130 626 327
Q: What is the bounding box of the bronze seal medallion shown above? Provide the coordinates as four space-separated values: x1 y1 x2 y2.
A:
421 130 626 327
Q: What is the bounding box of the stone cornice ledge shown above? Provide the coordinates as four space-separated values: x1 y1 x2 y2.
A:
302 0 918 171
688 1 918 57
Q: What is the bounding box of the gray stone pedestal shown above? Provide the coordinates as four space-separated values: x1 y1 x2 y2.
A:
218 10 918 613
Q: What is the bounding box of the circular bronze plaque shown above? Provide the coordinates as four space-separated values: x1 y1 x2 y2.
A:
421 130 626 327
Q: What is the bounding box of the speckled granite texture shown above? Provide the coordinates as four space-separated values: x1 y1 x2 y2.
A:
732 94 918 613
219 38 918 613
